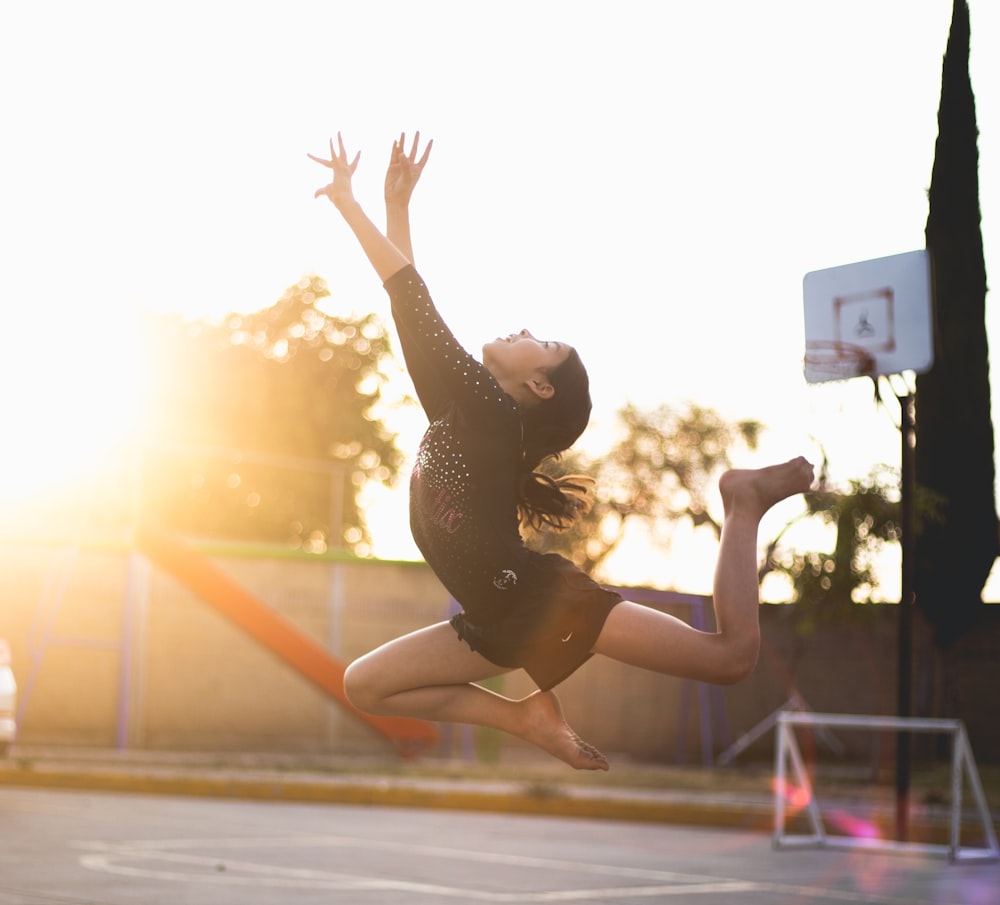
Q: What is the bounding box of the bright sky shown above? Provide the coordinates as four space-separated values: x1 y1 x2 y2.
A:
3 1 998 594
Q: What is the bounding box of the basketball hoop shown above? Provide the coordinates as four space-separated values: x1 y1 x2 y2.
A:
803 340 876 383
802 249 933 384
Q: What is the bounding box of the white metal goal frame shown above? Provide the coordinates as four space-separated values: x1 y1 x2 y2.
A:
773 711 999 863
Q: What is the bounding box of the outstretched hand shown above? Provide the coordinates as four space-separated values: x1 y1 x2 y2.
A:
309 133 360 209
384 132 432 208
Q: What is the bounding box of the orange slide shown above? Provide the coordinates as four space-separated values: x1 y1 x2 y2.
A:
135 524 437 755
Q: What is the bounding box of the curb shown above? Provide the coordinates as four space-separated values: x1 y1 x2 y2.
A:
0 766 775 830
0 762 984 845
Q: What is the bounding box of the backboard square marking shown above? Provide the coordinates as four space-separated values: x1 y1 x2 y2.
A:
834 287 896 354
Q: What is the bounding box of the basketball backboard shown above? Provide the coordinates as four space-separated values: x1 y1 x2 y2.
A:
803 249 934 384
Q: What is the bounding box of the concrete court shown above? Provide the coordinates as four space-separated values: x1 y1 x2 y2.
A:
0 787 996 905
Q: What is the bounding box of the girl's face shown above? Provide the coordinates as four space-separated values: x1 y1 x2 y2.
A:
482 329 572 405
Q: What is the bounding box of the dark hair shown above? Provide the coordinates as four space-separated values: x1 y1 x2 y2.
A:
517 347 595 532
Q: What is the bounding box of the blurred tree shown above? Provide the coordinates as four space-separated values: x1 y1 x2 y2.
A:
762 467 900 621
760 462 940 629
528 402 763 575
915 0 997 648
529 402 925 619
142 275 403 553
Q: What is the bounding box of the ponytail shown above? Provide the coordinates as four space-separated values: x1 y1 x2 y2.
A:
518 469 595 533
515 346 594 532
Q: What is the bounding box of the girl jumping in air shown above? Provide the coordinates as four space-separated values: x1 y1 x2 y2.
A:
310 133 814 770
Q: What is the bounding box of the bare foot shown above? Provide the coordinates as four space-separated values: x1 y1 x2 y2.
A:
719 457 814 521
517 690 609 771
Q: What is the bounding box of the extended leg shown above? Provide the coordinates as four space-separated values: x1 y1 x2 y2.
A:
593 457 813 684
344 621 609 770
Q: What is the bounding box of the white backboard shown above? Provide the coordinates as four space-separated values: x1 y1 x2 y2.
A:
803 249 934 384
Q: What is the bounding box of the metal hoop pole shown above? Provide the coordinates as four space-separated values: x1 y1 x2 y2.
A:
896 393 916 842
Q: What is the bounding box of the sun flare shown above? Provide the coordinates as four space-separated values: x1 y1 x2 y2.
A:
1 305 148 519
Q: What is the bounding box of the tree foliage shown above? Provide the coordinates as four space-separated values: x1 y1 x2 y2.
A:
763 467 901 613
142 275 403 553
915 0 998 648
526 401 918 618
759 462 939 629
527 402 763 574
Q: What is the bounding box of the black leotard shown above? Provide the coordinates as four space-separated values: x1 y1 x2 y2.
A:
386 265 621 690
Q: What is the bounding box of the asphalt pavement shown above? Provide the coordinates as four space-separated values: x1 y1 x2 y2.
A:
2 784 998 904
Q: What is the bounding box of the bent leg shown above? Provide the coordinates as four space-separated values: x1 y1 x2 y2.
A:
593 457 814 684
344 621 609 770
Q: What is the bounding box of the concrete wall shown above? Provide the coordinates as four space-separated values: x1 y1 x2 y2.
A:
2 540 997 765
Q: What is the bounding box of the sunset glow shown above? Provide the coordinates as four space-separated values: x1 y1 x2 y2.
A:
1 305 147 512
2 1 998 589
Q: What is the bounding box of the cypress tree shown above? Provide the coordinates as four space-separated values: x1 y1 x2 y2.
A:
915 0 997 648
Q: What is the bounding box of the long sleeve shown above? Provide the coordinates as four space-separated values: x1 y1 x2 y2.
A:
384 265 515 424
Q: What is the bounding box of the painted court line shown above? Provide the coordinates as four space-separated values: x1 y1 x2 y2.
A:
75 835 925 903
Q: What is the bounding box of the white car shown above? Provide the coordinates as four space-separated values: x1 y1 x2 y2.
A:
0 639 16 755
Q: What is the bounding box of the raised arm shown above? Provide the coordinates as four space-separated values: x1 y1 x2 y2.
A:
309 133 409 283
384 132 432 265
